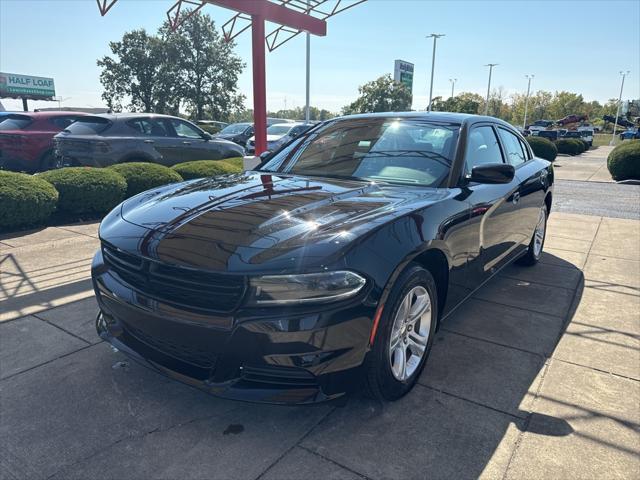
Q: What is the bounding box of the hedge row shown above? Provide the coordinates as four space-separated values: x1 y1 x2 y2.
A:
554 138 588 156
0 158 244 232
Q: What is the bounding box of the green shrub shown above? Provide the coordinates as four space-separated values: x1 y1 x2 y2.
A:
526 136 558 161
555 138 583 155
0 171 58 231
171 159 243 180
40 167 126 215
607 140 640 181
109 162 183 198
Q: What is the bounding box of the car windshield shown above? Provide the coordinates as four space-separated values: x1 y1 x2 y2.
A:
64 117 111 135
267 124 294 136
220 123 249 134
0 114 32 130
261 118 459 187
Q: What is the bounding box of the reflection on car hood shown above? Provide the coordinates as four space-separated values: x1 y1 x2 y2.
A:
113 172 447 270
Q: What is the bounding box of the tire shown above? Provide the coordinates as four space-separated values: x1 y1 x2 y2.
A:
517 203 548 266
364 264 438 401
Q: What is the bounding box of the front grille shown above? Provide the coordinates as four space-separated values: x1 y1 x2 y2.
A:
125 323 217 369
102 243 246 313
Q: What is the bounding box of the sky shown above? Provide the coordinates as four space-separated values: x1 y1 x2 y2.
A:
1 0 639 114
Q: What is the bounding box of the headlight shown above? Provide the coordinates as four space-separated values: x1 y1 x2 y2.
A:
248 271 366 306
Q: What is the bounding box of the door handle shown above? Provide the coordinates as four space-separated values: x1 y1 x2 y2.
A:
144 139 155 144
182 141 191 145
512 191 521 204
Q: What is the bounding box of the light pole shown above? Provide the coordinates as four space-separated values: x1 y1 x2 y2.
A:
484 63 498 115
449 78 457 98
304 0 311 123
522 74 534 129
611 70 630 145
427 33 445 111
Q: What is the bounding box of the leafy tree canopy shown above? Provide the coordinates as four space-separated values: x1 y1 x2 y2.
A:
341 74 412 115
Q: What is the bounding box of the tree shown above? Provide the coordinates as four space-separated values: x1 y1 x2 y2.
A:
97 10 244 119
431 92 483 114
342 74 412 115
97 29 180 113
160 11 245 121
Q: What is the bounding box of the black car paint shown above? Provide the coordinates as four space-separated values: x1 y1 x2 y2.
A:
93 113 553 404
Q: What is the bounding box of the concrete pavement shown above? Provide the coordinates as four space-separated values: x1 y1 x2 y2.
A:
1 212 639 479
553 146 615 182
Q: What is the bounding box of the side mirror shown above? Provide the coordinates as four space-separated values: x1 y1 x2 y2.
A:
259 150 272 162
469 163 515 184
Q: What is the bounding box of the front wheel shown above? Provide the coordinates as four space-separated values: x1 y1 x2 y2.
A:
517 204 548 266
364 264 438 401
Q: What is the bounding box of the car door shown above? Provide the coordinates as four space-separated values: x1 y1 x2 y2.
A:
462 124 524 284
125 118 176 165
497 127 547 244
166 118 213 162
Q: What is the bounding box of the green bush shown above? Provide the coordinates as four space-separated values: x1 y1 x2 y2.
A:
555 139 583 155
0 171 58 231
40 167 126 215
607 140 640 181
109 162 183 198
171 158 243 180
526 136 558 161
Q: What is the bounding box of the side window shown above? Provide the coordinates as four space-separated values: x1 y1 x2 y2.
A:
464 126 503 174
127 119 152 135
518 137 531 161
170 119 203 139
497 128 526 166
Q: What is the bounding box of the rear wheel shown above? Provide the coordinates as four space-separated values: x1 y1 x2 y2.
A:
517 204 548 266
364 264 438 401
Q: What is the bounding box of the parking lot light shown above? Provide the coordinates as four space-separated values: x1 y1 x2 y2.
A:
610 70 630 146
427 33 445 112
523 74 534 130
484 63 498 115
449 78 457 98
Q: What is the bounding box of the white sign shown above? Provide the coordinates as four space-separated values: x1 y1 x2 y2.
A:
393 60 414 92
0 72 56 99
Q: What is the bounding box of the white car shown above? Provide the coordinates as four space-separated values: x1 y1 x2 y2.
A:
246 122 313 154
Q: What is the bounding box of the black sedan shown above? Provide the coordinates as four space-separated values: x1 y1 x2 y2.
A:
93 112 553 404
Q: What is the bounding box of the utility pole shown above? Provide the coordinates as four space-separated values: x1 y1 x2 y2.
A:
449 78 457 98
484 63 498 116
305 0 311 123
427 33 445 111
523 74 534 129
611 70 630 146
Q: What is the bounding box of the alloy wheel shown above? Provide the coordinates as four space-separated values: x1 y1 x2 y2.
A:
389 286 432 381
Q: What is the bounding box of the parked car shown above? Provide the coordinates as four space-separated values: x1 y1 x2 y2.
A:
537 130 560 142
93 112 553 404
619 129 640 140
580 130 594 146
0 111 86 172
54 113 244 167
527 120 553 135
246 122 315 154
556 114 587 126
214 122 254 147
196 120 228 134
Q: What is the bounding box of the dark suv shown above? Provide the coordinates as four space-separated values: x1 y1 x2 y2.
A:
54 113 245 167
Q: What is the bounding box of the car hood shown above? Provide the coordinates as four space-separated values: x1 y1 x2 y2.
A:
110 172 448 271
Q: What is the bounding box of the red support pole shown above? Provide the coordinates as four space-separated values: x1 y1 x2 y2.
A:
251 15 267 156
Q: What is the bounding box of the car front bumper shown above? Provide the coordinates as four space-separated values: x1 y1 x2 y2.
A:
92 250 374 405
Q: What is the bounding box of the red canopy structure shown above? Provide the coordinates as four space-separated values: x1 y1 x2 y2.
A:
97 0 365 154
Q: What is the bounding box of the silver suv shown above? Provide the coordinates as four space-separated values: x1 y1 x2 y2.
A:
54 113 244 167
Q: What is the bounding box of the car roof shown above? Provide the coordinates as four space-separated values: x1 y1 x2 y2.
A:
332 111 515 129
3 111 87 119
86 113 183 121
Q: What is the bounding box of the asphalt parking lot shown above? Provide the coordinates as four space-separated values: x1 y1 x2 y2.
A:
1 191 639 478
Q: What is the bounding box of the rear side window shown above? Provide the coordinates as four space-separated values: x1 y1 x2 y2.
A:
518 137 531 161
0 115 32 130
65 117 111 135
465 126 503 173
497 128 527 166
127 118 169 137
